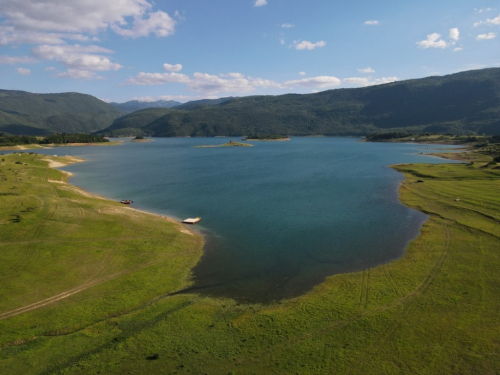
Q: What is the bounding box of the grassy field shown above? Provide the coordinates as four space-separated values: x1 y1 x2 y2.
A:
0 151 499 374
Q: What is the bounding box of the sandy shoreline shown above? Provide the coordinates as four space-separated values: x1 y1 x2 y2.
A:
42 156 199 237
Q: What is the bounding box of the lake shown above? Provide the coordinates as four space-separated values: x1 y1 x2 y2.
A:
35 137 459 302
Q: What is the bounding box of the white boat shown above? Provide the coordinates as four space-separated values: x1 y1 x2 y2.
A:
182 217 201 224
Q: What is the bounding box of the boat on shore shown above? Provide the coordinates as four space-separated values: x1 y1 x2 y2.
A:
120 199 133 204
182 217 201 224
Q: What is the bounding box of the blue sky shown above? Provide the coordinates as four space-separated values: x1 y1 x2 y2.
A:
0 0 499 103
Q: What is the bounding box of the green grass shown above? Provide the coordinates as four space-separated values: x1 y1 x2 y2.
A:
1 152 499 374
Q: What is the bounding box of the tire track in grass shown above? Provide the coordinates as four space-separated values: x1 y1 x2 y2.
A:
358 267 367 309
350 220 452 374
382 264 401 297
0 255 168 321
0 240 201 321
4 180 59 277
358 262 370 310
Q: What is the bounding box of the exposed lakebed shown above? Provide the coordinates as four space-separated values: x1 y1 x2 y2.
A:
36 137 460 302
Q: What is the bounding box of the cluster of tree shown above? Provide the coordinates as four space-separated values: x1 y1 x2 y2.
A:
0 133 108 146
0 134 39 146
366 133 500 144
39 133 108 144
245 134 288 140
365 132 415 141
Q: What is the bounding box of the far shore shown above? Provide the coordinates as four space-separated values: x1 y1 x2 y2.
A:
244 137 291 141
0 141 122 151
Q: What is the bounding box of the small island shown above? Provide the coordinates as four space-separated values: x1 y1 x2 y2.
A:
244 134 291 141
131 136 152 142
195 140 253 148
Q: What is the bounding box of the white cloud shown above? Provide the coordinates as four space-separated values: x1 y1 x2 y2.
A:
344 76 398 86
449 28 459 42
45 66 57 71
32 44 122 71
0 1 176 45
293 40 326 50
163 63 182 72
187 72 282 94
173 10 185 21
453 47 463 52
0 55 36 64
55 69 105 80
417 33 449 49
0 27 91 46
284 76 341 88
222 73 245 79
476 32 496 40
299 71 306 76
16 67 30 75
474 14 500 27
279 37 285 45
358 67 375 73
486 15 500 25
254 0 267 7
343 77 369 85
125 72 190 85
364 20 380 25
111 10 175 38
125 67 345 95
369 77 398 85
281 23 294 28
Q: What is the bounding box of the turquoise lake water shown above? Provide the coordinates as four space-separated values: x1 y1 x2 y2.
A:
36 137 459 302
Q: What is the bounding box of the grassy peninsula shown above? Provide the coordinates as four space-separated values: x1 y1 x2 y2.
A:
0 147 499 374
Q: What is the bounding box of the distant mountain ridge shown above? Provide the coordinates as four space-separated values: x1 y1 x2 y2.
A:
0 90 122 135
100 68 500 137
3 68 500 137
172 97 234 110
109 100 181 113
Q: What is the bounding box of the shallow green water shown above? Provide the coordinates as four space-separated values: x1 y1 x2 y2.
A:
41 137 459 302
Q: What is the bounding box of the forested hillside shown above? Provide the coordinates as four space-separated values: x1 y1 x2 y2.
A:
0 90 122 135
100 68 500 137
3 68 500 137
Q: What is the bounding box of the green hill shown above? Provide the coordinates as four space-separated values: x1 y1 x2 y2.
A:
100 68 500 137
102 108 174 136
0 90 123 135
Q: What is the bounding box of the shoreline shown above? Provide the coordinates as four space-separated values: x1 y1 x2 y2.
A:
244 137 291 142
42 155 201 238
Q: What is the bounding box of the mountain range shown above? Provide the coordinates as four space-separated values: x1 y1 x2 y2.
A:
1 68 500 137
109 100 181 113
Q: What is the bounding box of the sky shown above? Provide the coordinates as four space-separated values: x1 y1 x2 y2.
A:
0 0 499 103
